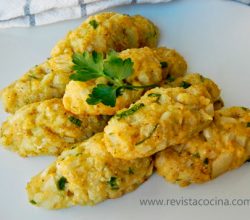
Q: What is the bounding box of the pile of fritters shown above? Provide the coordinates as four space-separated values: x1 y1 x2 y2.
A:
0 12 249 210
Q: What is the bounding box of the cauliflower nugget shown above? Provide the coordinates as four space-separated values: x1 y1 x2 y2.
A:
155 107 250 187
51 13 159 57
0 55 73 114
1 12 159 113
26 133 153 209
0 99 108 157
104 83 217 160
63 47 187 116
164 73 223 109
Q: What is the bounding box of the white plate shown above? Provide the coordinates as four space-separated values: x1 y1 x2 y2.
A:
0 0 250 219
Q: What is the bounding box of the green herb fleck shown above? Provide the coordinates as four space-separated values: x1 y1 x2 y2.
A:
69 116 82 127
180 81 191 89
192 153 200 158
200 75 205 82
148 93 161 98
128 167 134 175
57 177 68 190
28 73 38 79
203 158 209 165
160 61 168 68
136 124 159 145
70 51 156 107
107 176 119 190
89 20 99 29
214 99 224 109
30 200 37 205
247 122 250 127
166 75 175 82
146 30 157 40
148 93 161 102
242 107 248 111
116 103 145 119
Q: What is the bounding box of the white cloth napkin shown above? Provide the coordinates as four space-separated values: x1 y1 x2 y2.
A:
0 0 249 28
0 0 172 28
235 0 250 4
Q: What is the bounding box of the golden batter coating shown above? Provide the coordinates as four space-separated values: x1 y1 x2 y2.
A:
132 15 159 48
163 73 223 110
155 107 250 187
104 84 216 160
26 133 153 209
0 99 108 157
1 13 159 113
153 47 188 79
0 55 73 114
51 13 159 57
63 47 187 116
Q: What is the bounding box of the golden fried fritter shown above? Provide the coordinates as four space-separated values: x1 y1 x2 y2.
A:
155 107 250 187
26 133 153 209
0 55 73 114
0 99 108 157
1 13 159 113
63 47 187 116
163 73 224 110
153 47 188 79
51 13 159 57
104 83 217 160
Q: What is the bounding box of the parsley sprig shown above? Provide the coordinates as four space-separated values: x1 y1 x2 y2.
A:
70 51 156 107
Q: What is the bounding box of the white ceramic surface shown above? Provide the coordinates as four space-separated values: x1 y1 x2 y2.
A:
0 0 250 219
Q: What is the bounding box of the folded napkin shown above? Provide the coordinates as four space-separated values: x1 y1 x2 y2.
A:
0 0 171 28
0 0 249 28
235 0 250 4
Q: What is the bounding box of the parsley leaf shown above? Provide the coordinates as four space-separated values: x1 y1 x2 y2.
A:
89 20 99 29
70 51 104 81
104 52 133 82
247 122 250 127
180 81 191 89
69 116 82 127
86 84 117 107
57 177 68 191
116 103 145 119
